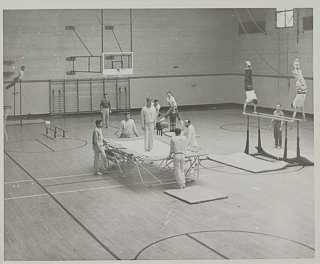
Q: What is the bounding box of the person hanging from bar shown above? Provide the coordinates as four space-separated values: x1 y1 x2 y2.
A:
269 103 284 149
243 61 258 114
291 59 307 121
5 66 25 90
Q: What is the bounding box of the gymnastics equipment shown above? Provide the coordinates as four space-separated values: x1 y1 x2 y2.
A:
242 112 313 166
3 106 12 140
104 137 208 187
44 122 66 139
169 111 179 132
156 121 169 136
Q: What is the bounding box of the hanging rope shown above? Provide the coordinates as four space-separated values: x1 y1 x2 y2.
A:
235 8 286 77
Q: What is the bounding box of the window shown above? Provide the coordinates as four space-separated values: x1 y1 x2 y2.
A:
276 8 294 28
303 16 313 31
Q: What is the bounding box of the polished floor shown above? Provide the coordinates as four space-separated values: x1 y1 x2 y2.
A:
3 106 317 263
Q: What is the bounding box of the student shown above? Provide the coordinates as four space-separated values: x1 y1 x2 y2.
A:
92 120 111 175
141 97 157 152
153 99 161 118
168 128 187 189
269 104 284 149
183 119 198 176
100 93 112 128
292 59 307 121
119 112 139 138
5 66 25 90
159 91 183 127
243 61 258 114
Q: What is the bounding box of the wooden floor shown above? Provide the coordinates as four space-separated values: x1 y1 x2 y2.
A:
3 106 316 263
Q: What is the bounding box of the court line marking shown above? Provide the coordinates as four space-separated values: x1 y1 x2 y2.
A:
5 179 34 184
186 233 229 259
35 138 55 152
4 150 121 260
5 193 48 201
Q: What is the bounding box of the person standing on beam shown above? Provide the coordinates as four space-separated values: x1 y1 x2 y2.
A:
141 97 157 152
292 59 307 121
100 93 112 128
269 103 284 149
243 61 258 114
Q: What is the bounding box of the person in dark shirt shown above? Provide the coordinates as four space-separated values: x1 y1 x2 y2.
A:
100 94 112 128
269 103 284 148
243 61 258 114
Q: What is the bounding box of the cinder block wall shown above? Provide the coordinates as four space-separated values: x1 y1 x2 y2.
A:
3 8 313 115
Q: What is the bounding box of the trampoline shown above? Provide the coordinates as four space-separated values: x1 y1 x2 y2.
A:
104 136 208 186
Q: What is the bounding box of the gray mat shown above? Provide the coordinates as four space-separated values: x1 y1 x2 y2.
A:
164 185 228 204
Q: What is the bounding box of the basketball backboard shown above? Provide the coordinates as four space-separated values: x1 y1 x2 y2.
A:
102 52 133 76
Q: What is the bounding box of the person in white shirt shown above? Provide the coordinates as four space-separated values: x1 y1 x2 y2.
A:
153 99 161 118
5 66 25 90
141 97 157 151
119 112 139 138
168 128 187 189
159 91 183 126
291 59 307 121
183 119 197 177
92 120 111 175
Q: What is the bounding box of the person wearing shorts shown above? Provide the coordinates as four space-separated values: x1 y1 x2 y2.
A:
243 61 258 114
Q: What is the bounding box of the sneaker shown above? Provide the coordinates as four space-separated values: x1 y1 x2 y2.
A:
242 112 246 114
253 111 257 114
278 146 282 149
94 172 103 175
273 145 278 148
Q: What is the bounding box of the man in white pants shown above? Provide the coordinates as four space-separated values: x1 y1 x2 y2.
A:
141 97 157 152
92 120 111 175
183 119 198 178
100 93 112 128
292 59 307 121
168 128 187 189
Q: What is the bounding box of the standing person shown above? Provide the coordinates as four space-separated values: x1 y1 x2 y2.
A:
119 112 139 138
92 120 111 175
5 66 25 90
183 119 198 176
159 91 183 127
243 61 258 114
292 59 307 121
100 93 112 128
153 99 161 118
141 97 157 152
269 104 284 149
168 128 187 189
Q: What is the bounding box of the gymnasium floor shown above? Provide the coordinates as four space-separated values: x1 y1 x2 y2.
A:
3 105 315 262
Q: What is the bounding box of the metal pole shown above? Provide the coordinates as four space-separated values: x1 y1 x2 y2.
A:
283 121 288 160
257 116 262 152
296 121 300 158
244 115 249 154
20 80 22 125
49 80 52 115
13 84 16 120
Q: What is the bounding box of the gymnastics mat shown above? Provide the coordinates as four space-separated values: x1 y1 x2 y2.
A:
207 153 288 173
6 119 44 125
264 149 314 163
164 185 228 204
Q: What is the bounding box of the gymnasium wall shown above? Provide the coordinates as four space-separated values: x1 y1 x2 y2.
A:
229 8 313 113
3 8 313 115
